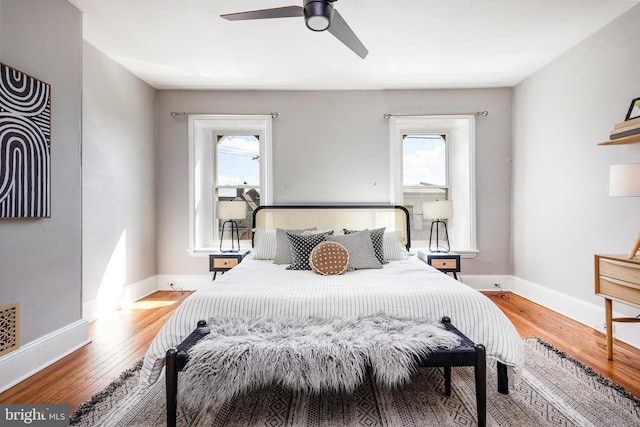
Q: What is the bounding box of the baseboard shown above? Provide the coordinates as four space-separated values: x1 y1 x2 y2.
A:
83 276 159 322
156 274 212 292
0 319 89 393
511 276 640 350
458 274 514 292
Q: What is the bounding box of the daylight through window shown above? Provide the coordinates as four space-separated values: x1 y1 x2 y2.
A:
189 116 272 251
389 116 477 254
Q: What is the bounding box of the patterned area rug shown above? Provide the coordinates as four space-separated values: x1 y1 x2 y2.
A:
70 338 640 426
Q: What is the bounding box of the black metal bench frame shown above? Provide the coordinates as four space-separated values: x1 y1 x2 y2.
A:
166 316 508 427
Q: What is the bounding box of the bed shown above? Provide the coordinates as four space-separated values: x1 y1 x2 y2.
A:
140 205 524 423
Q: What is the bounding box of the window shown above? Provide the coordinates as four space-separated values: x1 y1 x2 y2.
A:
402 134 449 245
389 116 476 254
189 116 273 251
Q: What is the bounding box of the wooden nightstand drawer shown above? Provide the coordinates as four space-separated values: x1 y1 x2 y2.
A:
430 258 458 270
597 277 640 306
213 258 239 269
598 258 640 285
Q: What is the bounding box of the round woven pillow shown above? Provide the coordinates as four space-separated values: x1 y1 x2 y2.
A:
309 241 350 275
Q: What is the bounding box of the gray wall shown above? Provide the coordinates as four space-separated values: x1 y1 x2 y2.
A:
156 88 513 276
0 0 83 343
82 42 157 308
512 5 640 310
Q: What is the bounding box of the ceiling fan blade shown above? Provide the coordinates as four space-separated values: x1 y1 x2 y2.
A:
221 6 303 21
327 9 368 59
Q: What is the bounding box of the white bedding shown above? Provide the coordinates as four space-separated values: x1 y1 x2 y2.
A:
141 255 524 387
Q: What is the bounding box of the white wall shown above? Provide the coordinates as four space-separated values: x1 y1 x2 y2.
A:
0 0 87 390
155 88 513 279
512 5 640 337
81 42 157 319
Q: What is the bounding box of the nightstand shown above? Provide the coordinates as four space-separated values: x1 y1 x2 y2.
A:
209 250 250 280
419 251 461 280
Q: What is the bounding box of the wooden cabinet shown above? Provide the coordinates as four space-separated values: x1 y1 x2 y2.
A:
594 254 640 359
209 250 250 280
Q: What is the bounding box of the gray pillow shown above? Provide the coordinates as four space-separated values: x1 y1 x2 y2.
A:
273 228 316 264
326 231 382 270
344 227 387 264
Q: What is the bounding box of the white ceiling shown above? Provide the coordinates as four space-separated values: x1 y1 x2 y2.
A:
68 0 638 90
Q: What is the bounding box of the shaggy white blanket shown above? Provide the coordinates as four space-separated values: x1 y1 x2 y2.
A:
179 315 462 412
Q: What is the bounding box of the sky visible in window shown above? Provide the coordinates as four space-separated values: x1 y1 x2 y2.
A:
403 135 446 186
217 135 259 186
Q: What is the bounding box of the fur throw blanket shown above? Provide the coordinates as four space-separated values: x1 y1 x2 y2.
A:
179 315 462 412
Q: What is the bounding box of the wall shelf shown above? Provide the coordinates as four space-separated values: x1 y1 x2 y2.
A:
598 132 640 146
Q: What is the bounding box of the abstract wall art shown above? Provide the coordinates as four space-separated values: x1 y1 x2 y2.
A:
0 62 51 218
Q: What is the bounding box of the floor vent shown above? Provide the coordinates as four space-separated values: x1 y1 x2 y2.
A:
0 302 19 356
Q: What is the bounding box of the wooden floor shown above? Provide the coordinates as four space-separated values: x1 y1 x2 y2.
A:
0 290 638 413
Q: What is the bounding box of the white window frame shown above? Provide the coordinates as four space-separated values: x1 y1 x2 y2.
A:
188 115 273 252
389 115 477 255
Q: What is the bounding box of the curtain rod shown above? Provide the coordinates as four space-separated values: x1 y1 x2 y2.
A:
170 111 279 118
383 111 488 119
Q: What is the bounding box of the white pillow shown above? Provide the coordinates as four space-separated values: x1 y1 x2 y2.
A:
383 230 406 260
252 229 277 260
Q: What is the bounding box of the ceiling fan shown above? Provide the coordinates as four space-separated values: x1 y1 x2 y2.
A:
221 0 368 59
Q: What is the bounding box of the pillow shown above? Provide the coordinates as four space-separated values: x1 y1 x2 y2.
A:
309 241 350 275
326 231 382 270
252 229 277 260
285 231 333 270
274 228 316 264
344 227 387 265
383 230 406 261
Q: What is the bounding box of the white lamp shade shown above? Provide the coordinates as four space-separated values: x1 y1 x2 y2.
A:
217 201 246 220
609 164 640 197
423 200 454 219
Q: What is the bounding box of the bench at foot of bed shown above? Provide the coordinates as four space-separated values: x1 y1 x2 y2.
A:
166 317 506 427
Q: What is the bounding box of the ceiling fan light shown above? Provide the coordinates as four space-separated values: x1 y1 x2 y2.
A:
304 0 333 32
306 16 330 31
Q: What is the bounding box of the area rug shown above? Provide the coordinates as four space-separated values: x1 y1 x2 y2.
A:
70 338 640 426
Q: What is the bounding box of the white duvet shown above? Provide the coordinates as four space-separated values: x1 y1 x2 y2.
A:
140 255 524 387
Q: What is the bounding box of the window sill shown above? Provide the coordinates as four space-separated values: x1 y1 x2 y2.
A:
189 242 252 256
412 247 478 259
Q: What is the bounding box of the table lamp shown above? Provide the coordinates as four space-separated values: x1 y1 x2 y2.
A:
609 164 640 259
217 200 246 252
423 200 454 253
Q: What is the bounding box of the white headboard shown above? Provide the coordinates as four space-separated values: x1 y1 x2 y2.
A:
252 205 411 251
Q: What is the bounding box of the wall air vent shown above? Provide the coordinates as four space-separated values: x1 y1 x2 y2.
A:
0 302 19 356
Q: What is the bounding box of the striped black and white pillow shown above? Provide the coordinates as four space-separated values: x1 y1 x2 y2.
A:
383 230 406 261
253 229 277 260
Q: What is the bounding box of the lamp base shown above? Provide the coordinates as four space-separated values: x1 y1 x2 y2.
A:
628 231 640 259
220 220 241 253
428 220 450 253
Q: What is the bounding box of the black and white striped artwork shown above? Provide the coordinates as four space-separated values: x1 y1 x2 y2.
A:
0 62 51 218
